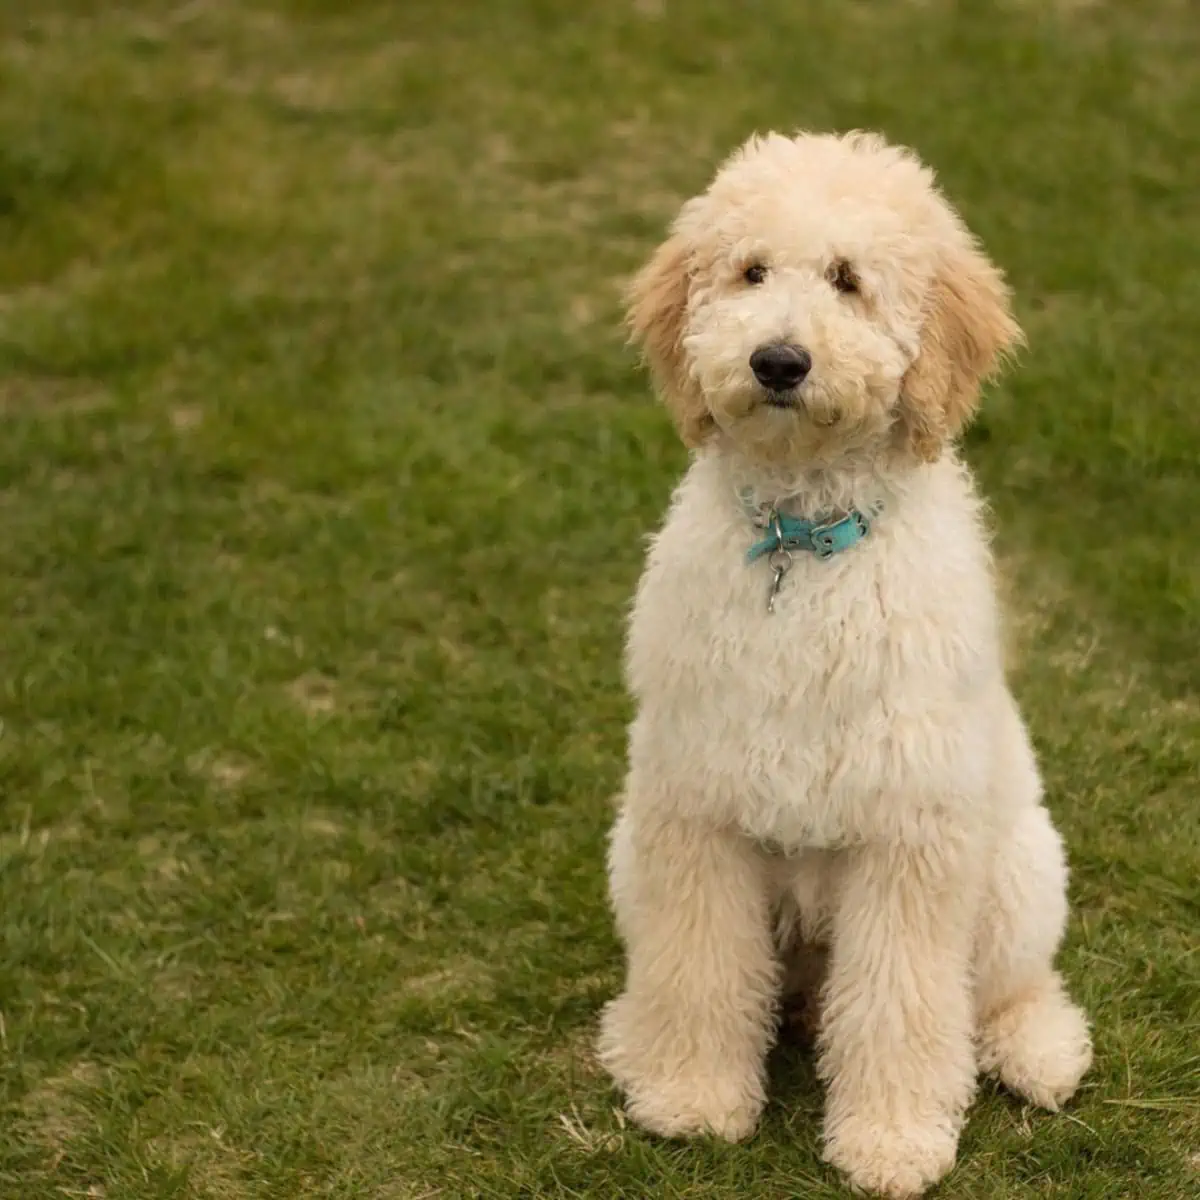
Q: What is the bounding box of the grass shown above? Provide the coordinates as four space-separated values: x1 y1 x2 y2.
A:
0 1 1197 1196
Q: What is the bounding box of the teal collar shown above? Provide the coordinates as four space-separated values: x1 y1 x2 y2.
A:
739 490 883 563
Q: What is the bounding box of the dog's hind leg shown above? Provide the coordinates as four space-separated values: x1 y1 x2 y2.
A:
973 706 1093 1110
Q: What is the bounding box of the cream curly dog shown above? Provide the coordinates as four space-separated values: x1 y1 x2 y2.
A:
598 130 1092 1197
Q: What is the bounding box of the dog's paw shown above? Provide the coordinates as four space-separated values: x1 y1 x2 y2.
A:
622 1078 762 1142
598 995 766 1142
979 979 1092 1111
823 1114 958 1198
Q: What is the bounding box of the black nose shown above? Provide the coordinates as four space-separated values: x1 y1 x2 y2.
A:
750 343 812 392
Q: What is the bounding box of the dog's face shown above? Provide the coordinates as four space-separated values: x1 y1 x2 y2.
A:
628 132 1022 467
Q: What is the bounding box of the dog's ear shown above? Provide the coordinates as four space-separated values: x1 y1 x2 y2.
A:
899 241 1023 461
626 233 714 447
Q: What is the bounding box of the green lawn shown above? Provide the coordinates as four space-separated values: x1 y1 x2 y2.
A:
1 2 1197 1197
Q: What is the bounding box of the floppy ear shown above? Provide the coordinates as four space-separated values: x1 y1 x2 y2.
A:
625 233 714 447
899 241 1024 461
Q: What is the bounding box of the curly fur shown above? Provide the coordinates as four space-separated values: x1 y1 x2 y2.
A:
599 130 1091 1198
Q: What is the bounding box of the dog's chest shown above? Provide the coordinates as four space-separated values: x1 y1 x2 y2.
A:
632 551 887 828
625 483 992 847
729 563 900 845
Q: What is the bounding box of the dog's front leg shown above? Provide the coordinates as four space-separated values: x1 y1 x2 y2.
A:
818 839 981 1198
597 810 779 1141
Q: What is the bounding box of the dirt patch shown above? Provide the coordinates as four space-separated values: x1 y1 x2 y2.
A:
188 751 254 790
170 404 204 431
20 1061 103 1150
286 672 339 716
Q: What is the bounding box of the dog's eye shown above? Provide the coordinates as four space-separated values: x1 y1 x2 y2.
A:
743 263 768 285
828 259 859 295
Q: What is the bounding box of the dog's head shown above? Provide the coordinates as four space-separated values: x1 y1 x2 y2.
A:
627 131 1022 467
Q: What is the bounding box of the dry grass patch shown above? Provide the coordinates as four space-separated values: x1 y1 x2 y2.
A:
20 1062 103 1153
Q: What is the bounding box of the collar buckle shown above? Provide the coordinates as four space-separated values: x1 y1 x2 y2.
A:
808 509 870 558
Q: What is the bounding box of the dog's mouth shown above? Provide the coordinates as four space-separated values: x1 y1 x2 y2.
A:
758 387 842 426
763 390 800 410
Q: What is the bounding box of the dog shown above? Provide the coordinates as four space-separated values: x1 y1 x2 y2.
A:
597 130 1092 1198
